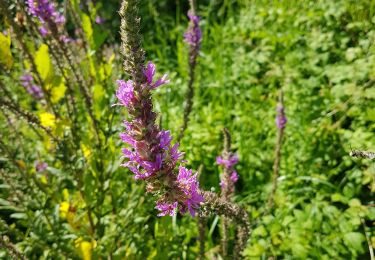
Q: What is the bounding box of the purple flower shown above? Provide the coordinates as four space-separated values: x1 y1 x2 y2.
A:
158 131 172 150
184 11 202 48
27 85 44 99
35 161 48 172
144 62 155 84
27 0 65 36
230 171 239 183
276 105 287 129
177 166 204 217
143 62 170 89
119 133 136 146
170 143 184 163
116 61 203 217
95 16 105 24
177 166 196 191
20 73 43 99
39 26 49 36
20 74 33 85
116 80 135 107
152 74 170 89
155 201 178 217
216 154 239 169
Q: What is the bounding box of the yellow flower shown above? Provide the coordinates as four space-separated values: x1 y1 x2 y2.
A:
75 237 97 260
39 112 56 128
59 202 70 219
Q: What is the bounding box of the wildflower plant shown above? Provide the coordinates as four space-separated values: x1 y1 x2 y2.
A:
0 0 372 259
178 0 202 141
118 0 204 217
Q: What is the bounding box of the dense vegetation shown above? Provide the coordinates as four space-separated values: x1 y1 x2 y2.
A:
0 0 374 259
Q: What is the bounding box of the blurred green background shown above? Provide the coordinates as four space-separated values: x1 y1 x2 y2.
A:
0 0 374 259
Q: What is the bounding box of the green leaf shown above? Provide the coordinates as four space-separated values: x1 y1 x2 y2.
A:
49 76 67 103
35 44 54 83
82 13 94 48
92 25 108 50
344 232 365 251
10 212 27 219
0 31 13 69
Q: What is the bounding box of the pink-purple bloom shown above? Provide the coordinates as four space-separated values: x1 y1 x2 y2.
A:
35 161 48 172
176 166 204 216
184 11 202 48
217 153 239 193
155 201 178 217
116 62 202 217
20 73 43 99
230 171 239 182
27 0 65 36
276 105 287 129
143 62 170 89
216 154 239 169
95 16 105 24
116 80 135 107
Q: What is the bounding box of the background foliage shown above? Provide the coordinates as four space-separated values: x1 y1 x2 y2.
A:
0 0 374 259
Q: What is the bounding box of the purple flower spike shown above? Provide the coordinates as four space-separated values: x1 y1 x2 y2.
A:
116 61 203 217
27 0 66 36
156 201 178 217
20 74 33 83
184 11 202 48
116 80 135 107
20 73 43 99
216 154 238 169
276 105 287 129
217 151 239 193
28 85 44 99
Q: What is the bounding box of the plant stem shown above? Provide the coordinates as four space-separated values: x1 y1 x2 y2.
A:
268 90 285 209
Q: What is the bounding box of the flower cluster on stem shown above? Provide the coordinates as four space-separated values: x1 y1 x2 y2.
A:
26 0 66 38
177 2 202 142
20 73 43 99
116 62 204 217
217 154 239 193
276 104 287 129
184 12 202 52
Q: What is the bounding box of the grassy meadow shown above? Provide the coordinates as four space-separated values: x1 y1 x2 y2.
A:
0 0 374 259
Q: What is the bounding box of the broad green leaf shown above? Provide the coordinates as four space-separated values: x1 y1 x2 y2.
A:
344 232 365 251
0 31 13 69
35 44 54 83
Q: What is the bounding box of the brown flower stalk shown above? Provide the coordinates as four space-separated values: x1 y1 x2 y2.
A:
177 0 201 142
268 90 286 209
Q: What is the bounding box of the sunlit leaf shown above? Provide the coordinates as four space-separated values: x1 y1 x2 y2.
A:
35 44 54 83
0 31 13 69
